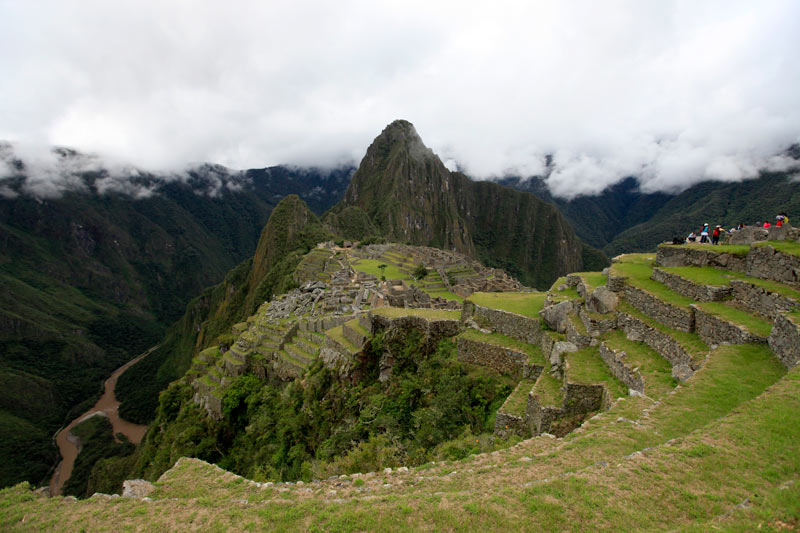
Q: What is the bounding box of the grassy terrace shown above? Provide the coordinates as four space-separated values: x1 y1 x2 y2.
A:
618 301 709 366
467 291 547 318
501 379 537 417
349 258 409 280
603 330 676 398
695 302 773 338
661 242 751 256
753 239 800 258
531 369 563 407
573 271 608 291
663 265 800 300
370 307 461 320
458 329 546 366
344 318 370 338
565 347 628 399
324 326 361 354
2 346 793 530
612 255 697 309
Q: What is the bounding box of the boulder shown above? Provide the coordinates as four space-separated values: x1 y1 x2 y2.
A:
539 300 573 333
728 226 768 245
550 341 578 371
122 479 156 499
586 286 619 314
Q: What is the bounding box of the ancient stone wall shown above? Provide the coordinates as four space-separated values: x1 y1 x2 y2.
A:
456 337 543 379
746 245 800 286
623 285 694 332
563 382 606 414
598 343 644 394
617 312 698 376
607 275 627 292
651 268 732 302
691 304 767 346
462 301 541 344
656 245 748 272
494 411 529 439
729 280 798 319
525 395 563 436
768 314 800 369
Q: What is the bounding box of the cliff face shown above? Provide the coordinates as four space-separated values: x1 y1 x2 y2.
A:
339 120 606 288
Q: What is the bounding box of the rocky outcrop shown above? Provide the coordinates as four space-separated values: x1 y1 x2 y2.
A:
538 300 575 334
122 480 156 499
586 286 619 314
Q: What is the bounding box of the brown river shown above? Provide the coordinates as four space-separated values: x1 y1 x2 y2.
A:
49 347 156 496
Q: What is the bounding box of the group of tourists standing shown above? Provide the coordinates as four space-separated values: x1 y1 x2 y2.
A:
683 213 790 245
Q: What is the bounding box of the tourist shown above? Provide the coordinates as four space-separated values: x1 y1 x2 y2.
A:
763 220 771 229
711 225 721 245
700 224 709 243
687 231 697 242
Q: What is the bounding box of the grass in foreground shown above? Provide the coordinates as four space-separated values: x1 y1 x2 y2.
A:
0 346 791 531
467 292 547 318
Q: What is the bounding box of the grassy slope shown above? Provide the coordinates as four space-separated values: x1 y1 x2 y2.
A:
1 344 793 531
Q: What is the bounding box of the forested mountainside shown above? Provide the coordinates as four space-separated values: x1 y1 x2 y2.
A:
500 164 800 256
330 120 607 289
0 156 351 488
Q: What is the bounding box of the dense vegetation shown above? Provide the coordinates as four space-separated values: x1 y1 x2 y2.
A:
0 160 349 488
127 334 514 486
61 415 134 498
117 195 333 424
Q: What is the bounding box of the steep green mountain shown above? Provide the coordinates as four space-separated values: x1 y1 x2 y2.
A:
498 168 800 256
0 156 350 488
115 195 333 425
332 120 606 289
601 171 800 256
498 176 673 250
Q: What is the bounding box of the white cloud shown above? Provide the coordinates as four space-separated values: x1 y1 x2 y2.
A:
0 0 798 198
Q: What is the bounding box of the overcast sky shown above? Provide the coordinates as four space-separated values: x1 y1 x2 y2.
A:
1 0 799 198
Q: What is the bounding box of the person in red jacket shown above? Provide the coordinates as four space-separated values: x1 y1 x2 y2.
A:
711 225 721 245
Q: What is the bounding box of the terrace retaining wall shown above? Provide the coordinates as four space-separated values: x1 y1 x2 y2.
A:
768 314 800 369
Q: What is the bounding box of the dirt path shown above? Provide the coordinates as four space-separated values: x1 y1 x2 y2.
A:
49 346 157 496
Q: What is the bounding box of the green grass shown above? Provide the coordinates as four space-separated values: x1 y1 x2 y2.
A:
458 329 546 366
350 258 409 280
663 265 800 300
660 243 751 256
548 276 567 292
501 379 536 417
753 239 800 258
531 370 563 407
611 259 696 309
324 326 361 354
695 302 773 338
574 271 608 291
603 331 677 398
569 313 588 336
370 307 461 320
422 289 463 302
617 301 709 365
565 347 628 399
344 318 370 338
467 292 547 318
